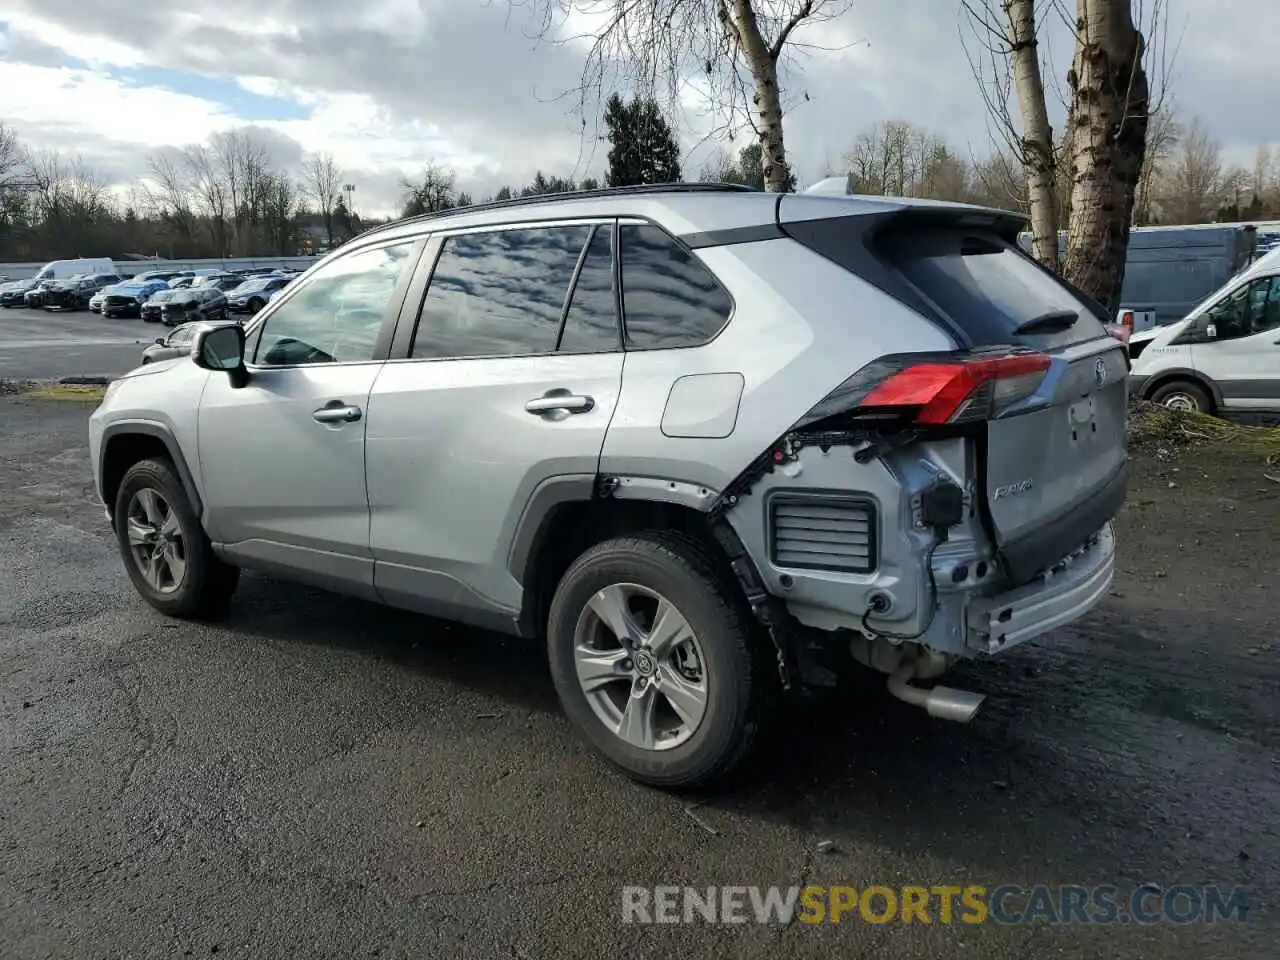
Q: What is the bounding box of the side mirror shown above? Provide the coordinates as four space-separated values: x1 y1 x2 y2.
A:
192 324 248 388
154 337 165 345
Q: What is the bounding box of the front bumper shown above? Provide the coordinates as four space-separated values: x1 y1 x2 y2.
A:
161 307 198 325
1126 374 1148 400
103 297 142 316
44 291 83 310
966 524 1115 655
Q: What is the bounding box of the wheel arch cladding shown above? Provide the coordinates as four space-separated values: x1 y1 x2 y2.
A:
101 422 203 521
1145 367 1222 406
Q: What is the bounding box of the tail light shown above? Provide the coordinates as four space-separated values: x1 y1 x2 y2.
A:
796 350 1052 429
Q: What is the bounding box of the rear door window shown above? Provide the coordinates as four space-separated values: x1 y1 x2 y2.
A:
411 225 593 360
881 229 1108 350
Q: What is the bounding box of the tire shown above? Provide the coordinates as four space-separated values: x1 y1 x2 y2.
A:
546 530 763 790
114 458 239 619
1150 379 1214 414
248 298 265 314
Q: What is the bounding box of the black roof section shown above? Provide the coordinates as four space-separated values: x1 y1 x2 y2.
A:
358 181 761 240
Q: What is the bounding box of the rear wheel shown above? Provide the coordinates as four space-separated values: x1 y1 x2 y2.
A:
1150 379 1213 414
546 531 762 789
114 458 239 619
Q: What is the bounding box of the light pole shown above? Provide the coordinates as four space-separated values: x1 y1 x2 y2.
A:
343 183 356 224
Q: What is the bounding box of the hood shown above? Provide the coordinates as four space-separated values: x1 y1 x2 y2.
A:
1139 318 1192 346
0 278 36 293
147 289 181 304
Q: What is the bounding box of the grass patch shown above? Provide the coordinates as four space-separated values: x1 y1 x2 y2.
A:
22 384 107 402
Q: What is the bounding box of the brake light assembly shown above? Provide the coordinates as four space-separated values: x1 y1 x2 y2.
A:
797 350 1053 430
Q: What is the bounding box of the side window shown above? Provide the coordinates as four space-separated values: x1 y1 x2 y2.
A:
558 225 620 353
410 226 592 360
618 224 732 349
253 242 414 367
1205 284 1251 340
1251 277 1280 334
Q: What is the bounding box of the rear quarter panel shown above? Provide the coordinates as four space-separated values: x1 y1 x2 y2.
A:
599 237 956 495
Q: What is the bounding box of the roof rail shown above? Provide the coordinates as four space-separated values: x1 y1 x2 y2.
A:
359 181 761 239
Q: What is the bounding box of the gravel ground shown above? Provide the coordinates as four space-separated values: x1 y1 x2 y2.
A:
0 395 1275 959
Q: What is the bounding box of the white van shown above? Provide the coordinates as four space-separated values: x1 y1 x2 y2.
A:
31 258 116 282
1128 245 1280 414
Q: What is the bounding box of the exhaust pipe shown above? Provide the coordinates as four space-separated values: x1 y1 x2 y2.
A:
886 663 985 723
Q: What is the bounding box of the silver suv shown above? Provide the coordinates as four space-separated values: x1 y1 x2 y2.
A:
89 184 1127 788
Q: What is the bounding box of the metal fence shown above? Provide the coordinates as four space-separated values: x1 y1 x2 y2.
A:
0 256 322 281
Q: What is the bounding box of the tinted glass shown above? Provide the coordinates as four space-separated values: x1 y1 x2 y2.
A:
558 226 619 353
619 224 732 349
883 230 1108 349
411 226 591 360
253 242 414 366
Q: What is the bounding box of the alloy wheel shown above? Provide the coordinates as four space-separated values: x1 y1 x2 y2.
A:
124 488 187 593
572 583 709 751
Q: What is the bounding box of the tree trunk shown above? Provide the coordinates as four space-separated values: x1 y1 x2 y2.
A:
726 0 792 192
1064 0 1149 314
1004 0 1059 268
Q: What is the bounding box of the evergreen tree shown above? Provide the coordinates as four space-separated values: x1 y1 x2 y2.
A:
605 93 682 187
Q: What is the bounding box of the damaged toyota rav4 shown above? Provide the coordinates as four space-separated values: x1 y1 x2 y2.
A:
89 184 1126 789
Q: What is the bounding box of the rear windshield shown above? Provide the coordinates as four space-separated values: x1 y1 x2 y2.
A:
882 229 1108 349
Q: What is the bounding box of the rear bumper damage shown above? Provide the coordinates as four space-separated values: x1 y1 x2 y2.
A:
965 523 1114 655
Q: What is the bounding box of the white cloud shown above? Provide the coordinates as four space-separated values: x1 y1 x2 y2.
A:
0 0 1276 216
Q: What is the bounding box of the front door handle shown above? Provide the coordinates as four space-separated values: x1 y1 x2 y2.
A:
312 402 362 424
525 393 595 415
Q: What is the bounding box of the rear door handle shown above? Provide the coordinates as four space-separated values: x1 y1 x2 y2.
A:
312 402 362 424
525 394 594 415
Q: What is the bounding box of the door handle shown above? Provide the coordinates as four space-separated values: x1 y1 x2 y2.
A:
525 394 595 415
312 402 362 424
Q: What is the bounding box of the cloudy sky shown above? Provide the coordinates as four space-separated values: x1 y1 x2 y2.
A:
0 0 1273 217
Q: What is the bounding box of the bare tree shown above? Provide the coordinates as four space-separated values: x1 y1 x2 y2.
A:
841 120 974 202
143 151 199 243
962 0 1060 266
301 152 343 247
1062 0 1153 310
0 123 22 193
400 163 459 216
970 145 1030 212
525 0 855 192
1157 115 1222 224
1133 100 1180 225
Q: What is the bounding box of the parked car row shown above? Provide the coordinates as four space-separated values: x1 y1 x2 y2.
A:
0 258 300 319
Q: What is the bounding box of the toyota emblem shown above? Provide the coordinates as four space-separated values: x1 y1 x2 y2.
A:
1094 358 1107 387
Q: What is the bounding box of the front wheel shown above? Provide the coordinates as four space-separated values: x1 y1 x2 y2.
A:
114 458 239 619
546 531 763 789
1150 380 1214 414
